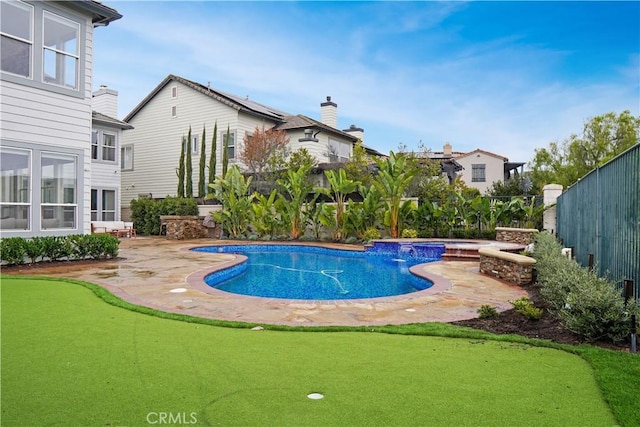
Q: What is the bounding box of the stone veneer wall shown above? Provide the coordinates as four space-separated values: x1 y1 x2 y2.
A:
160 215 208 240
478 248 536 286
495 227 538 245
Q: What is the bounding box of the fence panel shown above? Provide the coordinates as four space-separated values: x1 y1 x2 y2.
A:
557 144 640 301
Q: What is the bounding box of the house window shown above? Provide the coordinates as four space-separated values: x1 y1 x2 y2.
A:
328 138 350 163
182 135 198 155
0 1 33 78
91 129 117 162
472 164 486 182
41 152 76 229
43 11 79 89
91 188 116 221
0 147 31 231
171 106 177 117
222 130 235 159
171 86 177 98
121 145 133 171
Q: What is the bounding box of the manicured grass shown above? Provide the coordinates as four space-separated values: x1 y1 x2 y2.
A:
0 276 634 426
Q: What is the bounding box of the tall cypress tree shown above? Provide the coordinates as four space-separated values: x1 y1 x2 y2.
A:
185 126 193 197
207 121 217 195
222 124 230 178
198 125 207 198
177 136 185 198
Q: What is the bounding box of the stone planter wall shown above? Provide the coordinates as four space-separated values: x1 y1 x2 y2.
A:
495 227 538 245
479 247 536 286
160 215 208 240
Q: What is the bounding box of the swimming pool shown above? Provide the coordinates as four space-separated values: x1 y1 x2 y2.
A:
192 244 443 300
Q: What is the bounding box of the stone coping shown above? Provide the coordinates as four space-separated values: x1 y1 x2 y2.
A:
495 227 539 233
478 247 536 266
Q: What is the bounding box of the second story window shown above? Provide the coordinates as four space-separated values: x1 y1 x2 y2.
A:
222 130 235 159
43 11 79 89
328 138 350 163
472 164 486 182
121 145 133 171
91 129 117 163
0 1 33 78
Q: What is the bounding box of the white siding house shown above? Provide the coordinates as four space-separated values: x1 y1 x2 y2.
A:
91 86 133 221
120 75 374 218
0 0 122 237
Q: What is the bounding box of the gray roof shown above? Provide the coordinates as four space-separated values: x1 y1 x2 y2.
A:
124 74 290 122
92 111 134 129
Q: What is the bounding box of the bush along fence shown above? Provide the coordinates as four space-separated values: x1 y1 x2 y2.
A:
0 234 120 267
557 143 640 302
533 232 639 344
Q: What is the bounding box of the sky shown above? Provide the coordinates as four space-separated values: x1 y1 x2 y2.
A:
93 1 640 165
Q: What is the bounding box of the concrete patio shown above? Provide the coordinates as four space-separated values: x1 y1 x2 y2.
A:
4 237 529 326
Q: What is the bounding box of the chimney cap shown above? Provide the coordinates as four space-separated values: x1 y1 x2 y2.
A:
321 96 337 107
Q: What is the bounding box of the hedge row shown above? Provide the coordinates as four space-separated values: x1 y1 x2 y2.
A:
0 234 120 267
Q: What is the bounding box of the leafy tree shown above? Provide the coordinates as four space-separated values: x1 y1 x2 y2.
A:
198 125 207 198
241 126 289 179
222 124 230 178
344 140 374 188
530 111 639 188
176 137 185 198
373 151 420 238
486 177 527 198
287 147 317 172
207 121 217 195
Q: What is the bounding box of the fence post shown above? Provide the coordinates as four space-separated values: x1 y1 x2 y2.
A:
624 280 637 354
588 254 594 272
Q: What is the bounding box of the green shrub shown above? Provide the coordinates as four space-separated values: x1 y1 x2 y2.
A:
511 297 543 320
40 236 67 262
559 273 637 342
362 227 381 242
24 237 44 264
401 228 418 238
478 304 499 318
131 196 199 236
0 237 26 265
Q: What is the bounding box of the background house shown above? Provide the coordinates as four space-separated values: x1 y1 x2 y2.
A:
0 0 122 237
119 75 377 219
419 143 525 194
91 86 133 221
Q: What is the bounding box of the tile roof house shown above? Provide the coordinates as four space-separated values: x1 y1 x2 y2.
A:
119 74 381 218
416 143 525 193
0 0 122 237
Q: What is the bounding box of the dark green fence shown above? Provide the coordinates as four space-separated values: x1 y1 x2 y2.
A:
557 144 640 301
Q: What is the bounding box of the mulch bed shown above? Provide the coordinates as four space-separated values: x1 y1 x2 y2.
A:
2 260 632 351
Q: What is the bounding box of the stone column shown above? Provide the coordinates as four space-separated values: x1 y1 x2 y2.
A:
542 184 563 234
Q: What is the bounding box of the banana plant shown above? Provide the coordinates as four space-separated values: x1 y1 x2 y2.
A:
277 165 314 239
251 189 280 238
318 169 360 240
207 165 254 238
373 152 420 238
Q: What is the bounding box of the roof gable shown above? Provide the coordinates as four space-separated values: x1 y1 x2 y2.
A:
92 111 133 129
123 74 289 123
455 148 508 162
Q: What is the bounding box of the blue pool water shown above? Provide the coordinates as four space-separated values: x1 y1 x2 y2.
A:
192 244 444 300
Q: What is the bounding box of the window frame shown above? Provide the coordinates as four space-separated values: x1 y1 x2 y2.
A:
91 187 117 221
222 130 236 159
0 1 86 99
0 0 34 79
40 151 78 230
121 144 133 171
0 146 32 231
471 164 486 182
91 128 117 164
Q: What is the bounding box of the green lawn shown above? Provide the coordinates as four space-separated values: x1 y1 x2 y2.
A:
0 276 634 426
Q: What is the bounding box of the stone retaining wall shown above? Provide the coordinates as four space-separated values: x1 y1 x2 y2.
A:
478 247 536 286
495 227 538 245
160 215 208 240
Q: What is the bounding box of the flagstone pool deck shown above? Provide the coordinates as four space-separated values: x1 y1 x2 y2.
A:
5 237 529 326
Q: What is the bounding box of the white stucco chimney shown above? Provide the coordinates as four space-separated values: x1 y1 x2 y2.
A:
443 142 452 156
343 124 364 142
92 85 119 118
320 96 337 129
